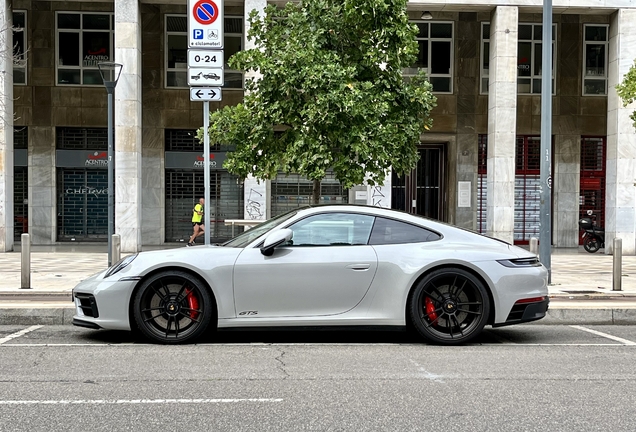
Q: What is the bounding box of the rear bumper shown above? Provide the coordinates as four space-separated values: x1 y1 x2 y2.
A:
493 297 550 327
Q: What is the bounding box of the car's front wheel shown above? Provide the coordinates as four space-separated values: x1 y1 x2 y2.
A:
133 270 214 344
409 268 490 345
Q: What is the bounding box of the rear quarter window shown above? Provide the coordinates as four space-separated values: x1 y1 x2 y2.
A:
369 217 441 245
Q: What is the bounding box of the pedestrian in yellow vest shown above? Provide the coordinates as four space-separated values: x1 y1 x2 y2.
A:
187 197 205 246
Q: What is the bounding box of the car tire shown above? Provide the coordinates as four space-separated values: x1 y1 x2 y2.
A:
133 270 215 344
408 267 490 345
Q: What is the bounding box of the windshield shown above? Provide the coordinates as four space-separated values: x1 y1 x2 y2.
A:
222 210 299 248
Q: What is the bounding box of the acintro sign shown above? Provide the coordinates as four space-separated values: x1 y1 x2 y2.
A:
188 0 224 48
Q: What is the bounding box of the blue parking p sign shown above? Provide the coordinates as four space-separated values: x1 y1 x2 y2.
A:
188 0 223 48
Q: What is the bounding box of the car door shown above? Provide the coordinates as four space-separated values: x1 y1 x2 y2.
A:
233 212 378 318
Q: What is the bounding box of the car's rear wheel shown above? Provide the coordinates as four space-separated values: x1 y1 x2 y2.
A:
133 270 214 344
409 267 490 345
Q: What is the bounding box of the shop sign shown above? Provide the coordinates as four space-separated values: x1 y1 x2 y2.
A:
56 150 110 168
165 151 227 170
64 186 109 197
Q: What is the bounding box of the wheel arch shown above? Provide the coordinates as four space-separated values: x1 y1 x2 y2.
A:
405 263 496 327
127 266 219 332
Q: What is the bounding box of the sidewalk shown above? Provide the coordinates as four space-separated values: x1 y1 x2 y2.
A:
1 245 636 326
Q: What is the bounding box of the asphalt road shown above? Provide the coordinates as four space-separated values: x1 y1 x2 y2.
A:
1 325 636 432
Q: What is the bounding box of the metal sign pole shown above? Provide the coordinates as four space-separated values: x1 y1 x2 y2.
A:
540 0 553 283
204 100 211 246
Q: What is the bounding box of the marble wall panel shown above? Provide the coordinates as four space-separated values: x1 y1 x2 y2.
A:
606 9 636 254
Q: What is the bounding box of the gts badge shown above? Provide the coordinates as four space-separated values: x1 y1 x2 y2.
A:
239 311 258 316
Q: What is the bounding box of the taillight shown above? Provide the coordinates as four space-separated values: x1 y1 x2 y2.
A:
514 296 546 305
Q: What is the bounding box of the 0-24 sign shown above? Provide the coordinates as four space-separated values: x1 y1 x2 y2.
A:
188 49 224 68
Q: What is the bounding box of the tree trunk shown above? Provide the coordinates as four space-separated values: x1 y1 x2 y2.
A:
311 179 321 205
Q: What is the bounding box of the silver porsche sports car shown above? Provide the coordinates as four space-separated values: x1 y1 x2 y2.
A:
72 205 548 345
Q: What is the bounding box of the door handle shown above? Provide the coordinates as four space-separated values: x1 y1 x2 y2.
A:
346 263 371 271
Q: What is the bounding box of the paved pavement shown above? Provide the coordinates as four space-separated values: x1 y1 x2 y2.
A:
1 244 636 326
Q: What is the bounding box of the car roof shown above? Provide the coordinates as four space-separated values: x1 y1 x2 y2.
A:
293 204 507 246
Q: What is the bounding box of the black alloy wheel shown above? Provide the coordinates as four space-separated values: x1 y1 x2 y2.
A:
583 236 601 253
409 268 490 345
133 270 214 344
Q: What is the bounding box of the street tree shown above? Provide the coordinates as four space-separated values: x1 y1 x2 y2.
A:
616 59 636 130
200 0 437 204
0 19 26 125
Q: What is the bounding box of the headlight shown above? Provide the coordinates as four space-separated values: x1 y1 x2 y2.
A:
104 254 138 278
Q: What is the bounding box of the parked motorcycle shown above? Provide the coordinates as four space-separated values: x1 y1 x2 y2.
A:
579 210 605 253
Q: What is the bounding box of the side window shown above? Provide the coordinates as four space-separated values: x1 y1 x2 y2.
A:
369 217 440 245
286 213 375 246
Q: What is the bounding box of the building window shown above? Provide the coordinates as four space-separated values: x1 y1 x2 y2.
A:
56 127 108 150
583 25 608 96
56 12 114 86
165 15 243 89
404 21 453 94
13 11 27 85
481 23 556 95
271 171 347 217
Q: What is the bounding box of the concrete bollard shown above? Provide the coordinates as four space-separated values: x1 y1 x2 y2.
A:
21 233 31 289
613 237 622 291
111 234 121 265
529 237 539 255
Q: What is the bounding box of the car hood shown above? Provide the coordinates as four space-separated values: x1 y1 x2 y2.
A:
109 244 242 280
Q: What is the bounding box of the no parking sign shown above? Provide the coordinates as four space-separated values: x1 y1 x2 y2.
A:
188 0 224 48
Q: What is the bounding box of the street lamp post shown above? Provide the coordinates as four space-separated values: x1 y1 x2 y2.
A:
97 62 123 267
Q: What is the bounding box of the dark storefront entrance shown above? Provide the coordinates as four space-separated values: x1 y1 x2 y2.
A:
164 130 244 243
391 144 445 220
56 128 109 241
478 135 553 245
579 136 606 244
14 128 28 241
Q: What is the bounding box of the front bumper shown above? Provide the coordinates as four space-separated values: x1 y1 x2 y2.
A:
72 272 138 331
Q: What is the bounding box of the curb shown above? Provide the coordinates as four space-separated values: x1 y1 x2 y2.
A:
1 307 636 326
0 307 75 326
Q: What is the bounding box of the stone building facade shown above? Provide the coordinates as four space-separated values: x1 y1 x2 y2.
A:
0 0 635 253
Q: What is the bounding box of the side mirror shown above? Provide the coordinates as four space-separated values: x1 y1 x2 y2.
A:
260 229 293 256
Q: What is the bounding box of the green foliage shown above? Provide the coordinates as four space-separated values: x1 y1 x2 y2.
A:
616 59 636 129
199 0 437 189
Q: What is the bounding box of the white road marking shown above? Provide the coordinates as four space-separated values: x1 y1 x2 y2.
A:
0 398 283 406
570 325 636 345
0 325 43 345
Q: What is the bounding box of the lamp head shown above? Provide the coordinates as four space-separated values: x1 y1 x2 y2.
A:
97 62 123 89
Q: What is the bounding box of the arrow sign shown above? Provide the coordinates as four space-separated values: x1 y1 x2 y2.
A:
190 87 222 102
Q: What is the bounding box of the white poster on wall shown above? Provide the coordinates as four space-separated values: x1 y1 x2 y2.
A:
366 169 392 209
458 181 471 208
243 175 267 220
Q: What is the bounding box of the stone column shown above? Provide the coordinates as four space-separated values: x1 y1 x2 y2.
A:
28 127 56 245
0 0 13 251
141 5 163 245
455 13 480 230
607 9 636 254
553 135 580 248
486 6 518 243
115 0 143 251
243 0 269 220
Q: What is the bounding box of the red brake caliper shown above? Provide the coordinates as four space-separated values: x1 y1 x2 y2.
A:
185 288 199 319
425 297 438 322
